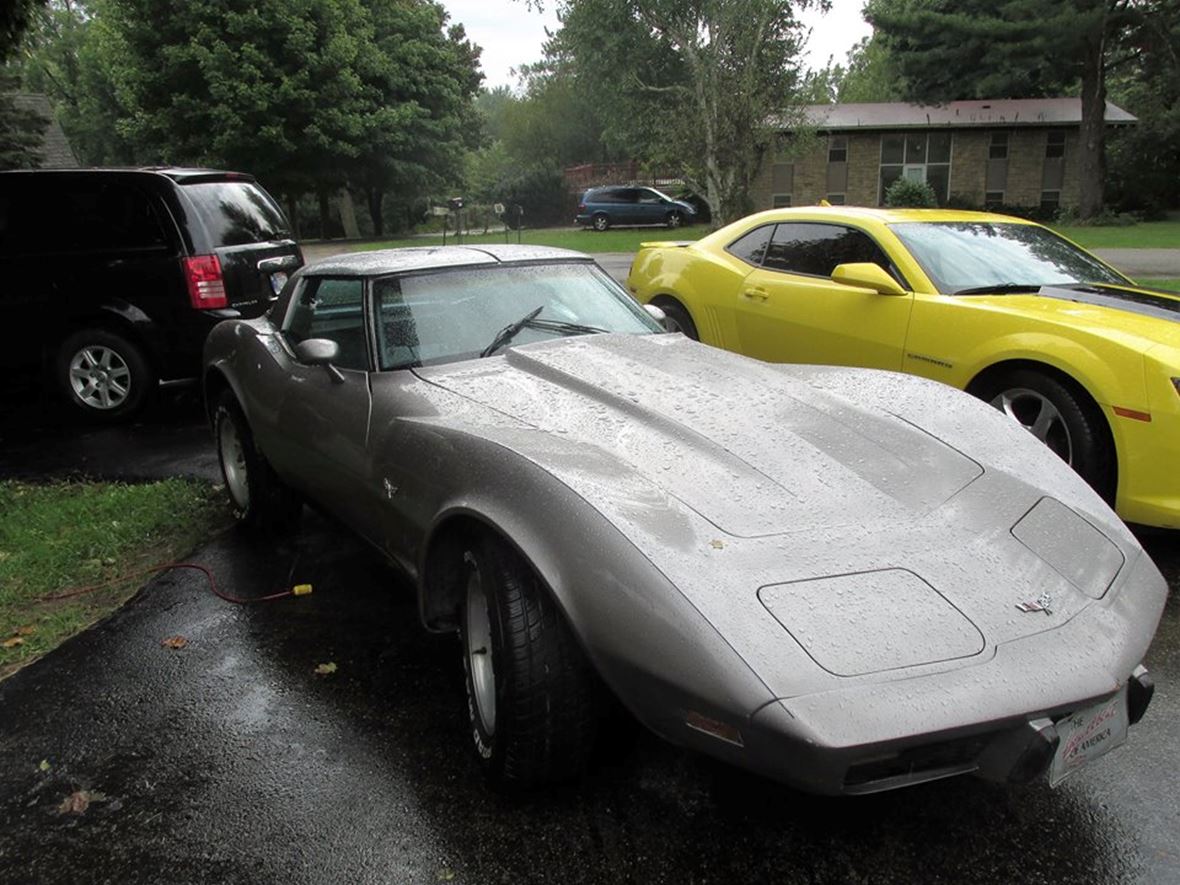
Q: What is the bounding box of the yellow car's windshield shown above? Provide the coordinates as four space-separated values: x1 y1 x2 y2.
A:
890 222 1129 294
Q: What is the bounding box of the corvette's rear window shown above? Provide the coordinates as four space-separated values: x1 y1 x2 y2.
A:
373 262 660 370
890 221 1127 293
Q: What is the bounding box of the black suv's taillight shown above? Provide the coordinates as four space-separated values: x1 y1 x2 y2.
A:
183 255 228 309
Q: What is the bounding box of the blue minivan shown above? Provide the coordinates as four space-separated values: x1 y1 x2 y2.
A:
575 185 696 231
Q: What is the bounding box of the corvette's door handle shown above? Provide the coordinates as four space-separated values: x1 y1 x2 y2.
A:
742 287 769 302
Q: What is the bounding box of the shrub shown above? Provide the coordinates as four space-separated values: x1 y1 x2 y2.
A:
884 177 938 208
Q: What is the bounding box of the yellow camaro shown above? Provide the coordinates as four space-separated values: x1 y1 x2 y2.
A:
627 207 1180 529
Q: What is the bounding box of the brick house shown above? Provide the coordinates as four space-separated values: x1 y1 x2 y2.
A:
751 98 1136 213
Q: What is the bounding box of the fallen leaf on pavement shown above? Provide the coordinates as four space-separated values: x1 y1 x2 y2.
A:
437 869 455 881
314 662 337 675
57 791 92 815
2 637 24 649
38 759 51 772
160 636 188 650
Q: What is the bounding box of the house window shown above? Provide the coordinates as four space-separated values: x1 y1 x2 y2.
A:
985 191 1005 208
878 132 952 205
1042 131 1065 201
1041 191 1061 212
1046 131 1066 159
828 135 848 163
770 163 793 209
826 194 846 205
986 131 1009 203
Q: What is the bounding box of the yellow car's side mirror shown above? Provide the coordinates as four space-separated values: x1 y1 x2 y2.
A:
831 263 907 297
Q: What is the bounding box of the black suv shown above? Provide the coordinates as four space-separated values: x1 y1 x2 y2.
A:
0 167 302 419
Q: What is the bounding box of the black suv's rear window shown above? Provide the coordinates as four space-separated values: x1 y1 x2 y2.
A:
181 181 289 247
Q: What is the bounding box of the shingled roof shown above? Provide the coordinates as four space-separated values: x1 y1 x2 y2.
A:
801 98 1137 131
9 93 79 167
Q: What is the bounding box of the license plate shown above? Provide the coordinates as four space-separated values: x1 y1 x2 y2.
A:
269 271 289 295
1049 686 1128 786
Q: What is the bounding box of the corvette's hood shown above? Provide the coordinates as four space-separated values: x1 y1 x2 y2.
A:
417 333 982 537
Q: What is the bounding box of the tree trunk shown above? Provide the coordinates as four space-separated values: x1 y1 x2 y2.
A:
1077 39 1107 219
285 193 301 240
367 188 384 238
317 187 332 239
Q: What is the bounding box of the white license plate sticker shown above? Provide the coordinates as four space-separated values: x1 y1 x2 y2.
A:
1049 686 1128 786
270 271 289 295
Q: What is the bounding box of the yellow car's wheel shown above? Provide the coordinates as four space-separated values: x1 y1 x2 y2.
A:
978 369 1114 502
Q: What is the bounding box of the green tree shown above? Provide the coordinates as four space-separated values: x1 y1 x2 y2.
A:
866 0 1153 219
538 0 821 224
837 35 902 103
1 0 45 63
0 72 49 169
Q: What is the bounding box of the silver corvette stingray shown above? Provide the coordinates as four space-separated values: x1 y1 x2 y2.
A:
203 245 1165 795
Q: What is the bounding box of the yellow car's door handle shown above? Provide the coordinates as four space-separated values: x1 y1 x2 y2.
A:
742 287 769 302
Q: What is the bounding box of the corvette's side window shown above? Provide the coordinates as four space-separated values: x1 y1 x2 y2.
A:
726 225 774 266
762 223 893 278
283 277 368 370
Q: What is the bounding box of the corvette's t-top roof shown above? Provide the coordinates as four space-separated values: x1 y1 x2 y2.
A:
304 244 593 277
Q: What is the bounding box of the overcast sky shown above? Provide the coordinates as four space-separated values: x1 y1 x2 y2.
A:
440 1 874 92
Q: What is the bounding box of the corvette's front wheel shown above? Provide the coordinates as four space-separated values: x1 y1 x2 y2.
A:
978 369 1114 502
459 534 598 790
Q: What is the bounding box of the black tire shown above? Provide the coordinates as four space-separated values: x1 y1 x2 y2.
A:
459 533 599 790
56 328 155 421
666 210 683 229
655 299 700 340
213 390 301 532
975 368 1114 501
591 213 610 232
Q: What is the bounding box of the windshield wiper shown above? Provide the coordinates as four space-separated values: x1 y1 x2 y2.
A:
481 309 610 357
953 283 1044 296
526 318 610 336
481 306 545 357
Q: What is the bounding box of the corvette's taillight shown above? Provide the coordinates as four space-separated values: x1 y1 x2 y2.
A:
183 254 227 309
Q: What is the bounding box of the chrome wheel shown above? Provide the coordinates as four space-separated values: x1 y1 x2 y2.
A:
990 386 1074 464
592 214 609 232
68 345 131 410
464 553 496 736
667 211 682 229
218 412 250 511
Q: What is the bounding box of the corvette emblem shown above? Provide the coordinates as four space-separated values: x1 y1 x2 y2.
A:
1016 592 1054 614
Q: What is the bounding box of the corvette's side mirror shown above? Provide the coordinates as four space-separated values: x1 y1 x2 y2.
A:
293 338 345 383
643 302 671 331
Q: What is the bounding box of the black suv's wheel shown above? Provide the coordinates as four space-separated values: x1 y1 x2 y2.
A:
666 210 684 229
459 533 598 790
655 299 700 340
591 213 610 232
213 391 301 532
56 328 155 420
976 368 1114 501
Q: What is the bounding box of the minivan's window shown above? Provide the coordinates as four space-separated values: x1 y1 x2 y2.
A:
0 180 169 255
761 223 891 277
890 222 1127 294
182 181 289 247
374 263 660 370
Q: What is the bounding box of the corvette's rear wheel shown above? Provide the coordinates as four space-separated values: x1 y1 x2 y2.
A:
214 391 301 532
977 369 1114 502
459 533 598 790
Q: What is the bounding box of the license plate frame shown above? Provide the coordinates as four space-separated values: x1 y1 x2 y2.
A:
1049 685 1129 786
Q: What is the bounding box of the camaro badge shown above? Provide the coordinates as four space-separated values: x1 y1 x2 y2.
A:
1016 592 1054 614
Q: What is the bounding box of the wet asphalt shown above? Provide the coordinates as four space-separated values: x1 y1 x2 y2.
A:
1 390 1178 885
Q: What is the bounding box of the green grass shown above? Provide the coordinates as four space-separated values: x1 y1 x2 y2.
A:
0 479 229 678
357 225 703 254
1051 221 1180 250
1141 278 1180 292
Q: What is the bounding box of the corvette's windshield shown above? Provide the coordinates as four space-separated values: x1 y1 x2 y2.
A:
373 261 661 370
889 221 1129 294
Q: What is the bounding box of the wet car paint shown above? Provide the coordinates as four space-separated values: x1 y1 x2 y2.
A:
1 391 1178 884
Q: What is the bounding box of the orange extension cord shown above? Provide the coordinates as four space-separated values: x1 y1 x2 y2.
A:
39 562 311 604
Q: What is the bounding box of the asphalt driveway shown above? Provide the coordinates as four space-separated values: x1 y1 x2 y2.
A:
1 391 1179 884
